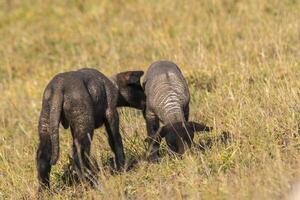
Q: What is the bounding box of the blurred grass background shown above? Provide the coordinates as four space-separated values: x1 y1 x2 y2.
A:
0 0 300 199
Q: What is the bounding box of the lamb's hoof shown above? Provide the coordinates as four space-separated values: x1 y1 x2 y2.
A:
62 163 79 186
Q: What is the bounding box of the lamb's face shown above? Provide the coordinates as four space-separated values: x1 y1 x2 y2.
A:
123 81 145 109
115 71 146 110
147 121 212 159
162 123 195 155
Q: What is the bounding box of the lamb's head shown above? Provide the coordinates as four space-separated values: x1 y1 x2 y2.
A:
158 121 212 155
113 71 145 110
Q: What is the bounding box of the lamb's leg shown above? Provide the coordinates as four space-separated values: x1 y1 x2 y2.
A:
104 108 125 171
184 104 189 121
71 129 96 183
183 104 194 145
70 108 96 185
144 109 160 162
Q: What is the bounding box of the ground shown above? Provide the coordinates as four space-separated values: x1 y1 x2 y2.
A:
0 0 300 199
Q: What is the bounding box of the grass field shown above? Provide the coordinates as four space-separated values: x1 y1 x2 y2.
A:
0 0 300 199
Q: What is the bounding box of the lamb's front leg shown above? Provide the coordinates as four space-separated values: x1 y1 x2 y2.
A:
144 109 160 162
104 108 125 171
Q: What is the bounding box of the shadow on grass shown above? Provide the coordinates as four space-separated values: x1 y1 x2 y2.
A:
53 151 145 192
195 131 232 152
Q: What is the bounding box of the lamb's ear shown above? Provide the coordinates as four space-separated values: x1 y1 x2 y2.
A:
124 71 144 84
188 121 212 133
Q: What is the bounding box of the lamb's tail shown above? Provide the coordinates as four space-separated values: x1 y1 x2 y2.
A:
49 90 63 165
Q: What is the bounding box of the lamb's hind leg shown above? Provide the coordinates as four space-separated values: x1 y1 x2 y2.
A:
70 111 96 185
144 109 160 162
36 108 52 192
104 108 125 171
184 104 189 121
183 104 194 144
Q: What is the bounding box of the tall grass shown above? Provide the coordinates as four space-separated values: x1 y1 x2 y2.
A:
0 0 299 199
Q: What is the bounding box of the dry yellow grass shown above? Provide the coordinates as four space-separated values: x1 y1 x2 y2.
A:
0 0 300 199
